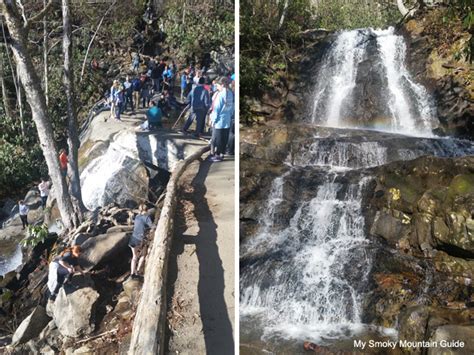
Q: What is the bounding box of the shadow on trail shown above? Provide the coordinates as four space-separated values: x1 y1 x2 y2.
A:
166 159 234 354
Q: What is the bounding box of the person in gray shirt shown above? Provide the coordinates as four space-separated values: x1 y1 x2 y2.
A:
128 204 155 279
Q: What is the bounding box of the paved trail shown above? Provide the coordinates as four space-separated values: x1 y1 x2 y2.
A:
167 156 235 355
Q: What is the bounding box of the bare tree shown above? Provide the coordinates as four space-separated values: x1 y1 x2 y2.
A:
62 0 86 217
1 0 78 230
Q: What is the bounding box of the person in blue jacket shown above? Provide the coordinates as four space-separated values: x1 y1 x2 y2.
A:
146 100 163 130
209 76 234 162
182 77 210 137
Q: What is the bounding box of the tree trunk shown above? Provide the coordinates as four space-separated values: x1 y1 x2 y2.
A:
16 67 25 137
278 0 289 30
62 0 85 216
129 146 210 355
1 0 77 230
0 54 13 122
43 0 48 106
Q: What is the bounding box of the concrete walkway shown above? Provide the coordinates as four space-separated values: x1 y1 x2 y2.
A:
167 155 235 355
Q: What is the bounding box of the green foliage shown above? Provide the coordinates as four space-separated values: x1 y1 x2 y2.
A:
240 0 312 108
21 224 49 248
447 0 474 62
162 2 234 61
314 0 400 31
0 140 46 197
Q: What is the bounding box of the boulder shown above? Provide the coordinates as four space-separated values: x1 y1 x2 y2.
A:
11 306 51 346
52 275 99 338
38 320 62 351
79 231 130 271
370 210 409 244
428 325 474 355
80 145 149 211
122 277 142 306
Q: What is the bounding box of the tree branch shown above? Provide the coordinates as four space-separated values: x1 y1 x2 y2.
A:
23 0 54 31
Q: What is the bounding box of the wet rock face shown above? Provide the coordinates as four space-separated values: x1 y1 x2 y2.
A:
241 124 474 346
401 12 474 139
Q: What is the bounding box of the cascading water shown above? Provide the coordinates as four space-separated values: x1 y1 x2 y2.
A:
241 26 474 351
241 176 374 343
310 27 435 135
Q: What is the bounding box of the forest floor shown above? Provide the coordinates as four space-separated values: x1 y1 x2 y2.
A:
166 155 235 355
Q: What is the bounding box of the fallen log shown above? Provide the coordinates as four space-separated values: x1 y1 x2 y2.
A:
128 145 209 355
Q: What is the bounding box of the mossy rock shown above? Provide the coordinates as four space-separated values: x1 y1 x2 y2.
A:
448 174 474 198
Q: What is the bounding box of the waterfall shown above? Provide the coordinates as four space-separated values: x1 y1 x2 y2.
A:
0 243 22 276
311 28 436 135
375 28 434 133
311 30 368 127
241 176 374 343
241 25 474 350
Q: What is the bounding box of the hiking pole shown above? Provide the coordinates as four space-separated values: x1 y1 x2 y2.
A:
172 105 190 130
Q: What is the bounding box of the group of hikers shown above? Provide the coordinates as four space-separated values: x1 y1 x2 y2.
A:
46 202 154 301
106 53 235 161
20 54 235 302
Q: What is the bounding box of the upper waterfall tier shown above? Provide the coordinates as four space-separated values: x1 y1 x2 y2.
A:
310 27 436 136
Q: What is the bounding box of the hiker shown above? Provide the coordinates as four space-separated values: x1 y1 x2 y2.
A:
209 76 234 162
141 80 152 108
38 178 51 208
163 90 181 111
59 148 68 178
47 245 84 301
18 200 29 229
131 52 140 73
129 204 154 279
182 77 210 137
123 75 135 114
150 63 160 93
180 69 188 102
193 69 202 86
131 75 142 111
109 80 122 120
146 100 163 130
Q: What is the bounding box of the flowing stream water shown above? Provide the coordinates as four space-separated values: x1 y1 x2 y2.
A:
240 27 474 352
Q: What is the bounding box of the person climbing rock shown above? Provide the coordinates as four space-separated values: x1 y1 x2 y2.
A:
209 76 234 162
18 200 29 229
47 245 84 301
145 100 163 130
59 148 68 178
129 204 155 279
182 77 210 137
38 178 51 208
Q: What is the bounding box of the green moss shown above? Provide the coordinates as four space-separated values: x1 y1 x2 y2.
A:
448 174 474 197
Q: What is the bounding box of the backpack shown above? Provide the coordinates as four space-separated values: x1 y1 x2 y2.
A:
132 78 141 91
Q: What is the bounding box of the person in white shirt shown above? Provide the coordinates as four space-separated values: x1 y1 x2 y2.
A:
18 200 29 229
38 178 51 208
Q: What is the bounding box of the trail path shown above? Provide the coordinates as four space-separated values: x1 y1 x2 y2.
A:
167 156 235 355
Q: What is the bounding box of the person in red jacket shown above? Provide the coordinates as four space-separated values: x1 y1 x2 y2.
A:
59 149 68 178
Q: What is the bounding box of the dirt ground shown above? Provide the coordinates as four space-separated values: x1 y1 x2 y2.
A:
166 155 235 355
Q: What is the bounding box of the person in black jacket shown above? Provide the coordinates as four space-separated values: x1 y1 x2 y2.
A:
182 77 210 137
